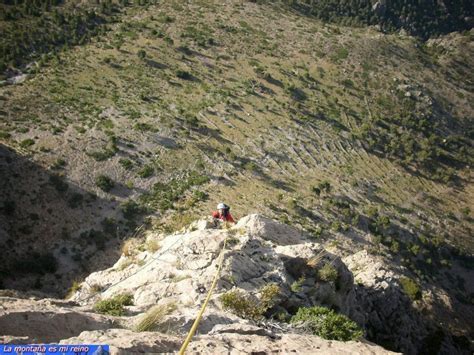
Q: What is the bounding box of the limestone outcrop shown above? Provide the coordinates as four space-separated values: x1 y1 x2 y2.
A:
1 215 433 353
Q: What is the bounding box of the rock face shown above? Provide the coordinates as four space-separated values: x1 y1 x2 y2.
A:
344 251 426 353
1 215 434 353
59 328 396 354
72 215 361 332
0 297 115 343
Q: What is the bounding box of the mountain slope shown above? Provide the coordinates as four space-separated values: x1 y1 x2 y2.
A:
0 0 473 353
281 0 474 39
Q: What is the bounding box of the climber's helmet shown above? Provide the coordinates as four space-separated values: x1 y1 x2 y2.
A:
217 202 226 211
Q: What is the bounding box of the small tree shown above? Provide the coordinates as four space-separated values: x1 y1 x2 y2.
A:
95 175 114 192
176 69 192 80
137 49 147 60
312 180 331 196
399 276 421 301
121 200 145 220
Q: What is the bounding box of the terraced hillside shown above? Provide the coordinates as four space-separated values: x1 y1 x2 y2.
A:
0 0 473 351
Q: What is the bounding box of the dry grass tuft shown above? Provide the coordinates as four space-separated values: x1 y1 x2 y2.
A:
135 302 177 332
145 239 160 253
122 238 140 257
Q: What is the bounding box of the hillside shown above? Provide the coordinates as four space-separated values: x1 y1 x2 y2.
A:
282 0 473 39
0 0 473 353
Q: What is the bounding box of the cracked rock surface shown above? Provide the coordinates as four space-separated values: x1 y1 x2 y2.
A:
2 215 432 353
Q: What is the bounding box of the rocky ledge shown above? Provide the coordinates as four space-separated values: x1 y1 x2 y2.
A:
2 214 444 353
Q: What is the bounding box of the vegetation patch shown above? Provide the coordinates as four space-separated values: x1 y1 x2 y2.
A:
65 280 82 299
19 138 35 148
399 276 422 301
274 0 473 38
121 200 146 221
140 171 209 212
318 263 338 282
95 175 114 192
94 293 134 316
87 148 116 161
290 306 363 341
119 158 134 170
135 302 177 332
220 284 280 320
138 164 154 178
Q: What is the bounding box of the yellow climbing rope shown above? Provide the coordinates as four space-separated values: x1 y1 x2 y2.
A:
178 237 228 354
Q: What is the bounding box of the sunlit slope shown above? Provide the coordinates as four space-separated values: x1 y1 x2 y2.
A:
0 4 473 341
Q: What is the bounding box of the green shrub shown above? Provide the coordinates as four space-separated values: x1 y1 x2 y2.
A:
220 290 259 319
176 69 192 80
290 306 363 341
331 47 349 62
160 212 197 233
133 122 156 132
95 175 114 192
87 149 116 161
19 138 35 148
0 131 11 139
286 84 307 101
312 186 322 196
318 263 338 282
138 164 154 178
94 293 134 316
376 215 391 229
260 283 280 308
243 161 258 172
137 49 147 60
399 276 421 301
52 158 67 169
220 284 280 320
390 240 400 253
341 78 354 88
90 284 103 294
460 207 470 216
157 13 174 23
409 244 420 255
119 158 133 170
192 190 208 201
121 200 145 220
313 180 331 196
365 206 379 218
330 221 342 232
291 276 305 292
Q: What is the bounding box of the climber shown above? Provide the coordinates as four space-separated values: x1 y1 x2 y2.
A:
212 202 235 224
